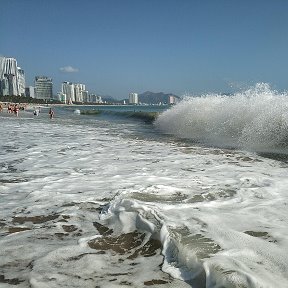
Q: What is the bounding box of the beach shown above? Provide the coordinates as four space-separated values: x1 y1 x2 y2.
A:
1 87 288 287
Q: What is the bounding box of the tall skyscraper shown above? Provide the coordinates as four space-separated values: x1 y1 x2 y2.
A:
35 76 53 100
0 56 26 96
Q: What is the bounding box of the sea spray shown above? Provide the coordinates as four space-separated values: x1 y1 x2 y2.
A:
155 83 288 153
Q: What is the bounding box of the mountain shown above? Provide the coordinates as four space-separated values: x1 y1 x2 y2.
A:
99 95 125 104
101 95 119 103
138 91 180 104
100 91 180 104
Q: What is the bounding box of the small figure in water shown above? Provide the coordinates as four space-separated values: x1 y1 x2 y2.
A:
49 108 54 119
14 104 19 117
33 108 39 116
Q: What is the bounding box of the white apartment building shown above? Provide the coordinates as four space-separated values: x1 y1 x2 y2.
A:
169 95 178 104
62 82 87 103
74 84 86 102
129 92 138 104
62 82 75 103
0 56 26 96
82 90 89 102
17 67 25 96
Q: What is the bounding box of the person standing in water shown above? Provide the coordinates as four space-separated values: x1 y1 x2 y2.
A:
49 108 54 119
14 104 19 117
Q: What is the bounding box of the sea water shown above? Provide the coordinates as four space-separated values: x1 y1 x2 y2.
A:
1 83 288 288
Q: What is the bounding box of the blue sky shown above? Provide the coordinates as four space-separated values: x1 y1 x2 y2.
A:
1 0 288 99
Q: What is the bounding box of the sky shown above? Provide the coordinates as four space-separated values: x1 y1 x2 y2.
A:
1 0 288 99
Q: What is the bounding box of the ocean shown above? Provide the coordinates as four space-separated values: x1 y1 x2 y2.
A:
1 83 288 288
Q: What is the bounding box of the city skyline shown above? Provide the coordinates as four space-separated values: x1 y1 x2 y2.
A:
1 0 288 99
0 55 96 103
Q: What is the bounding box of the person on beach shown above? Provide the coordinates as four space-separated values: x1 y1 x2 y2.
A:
49 108 54 119
0 103 3 112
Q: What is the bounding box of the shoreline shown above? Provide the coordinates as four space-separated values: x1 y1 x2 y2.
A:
0 105 51 119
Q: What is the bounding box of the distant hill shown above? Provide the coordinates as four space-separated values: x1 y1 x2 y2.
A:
138 91 180 104
100 91 180 104
100 94 127 104
101 95 120 103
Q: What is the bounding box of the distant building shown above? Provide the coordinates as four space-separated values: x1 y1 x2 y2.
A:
56 92 66 103
169 95 178 104
61 81 87 103
74 83 86 102
35 76 53 100
82 90 89 102
25 86 35 98
129 92 138 104
17 67 26 96
62 81 75 103
0 56 26 96
89 94 103 103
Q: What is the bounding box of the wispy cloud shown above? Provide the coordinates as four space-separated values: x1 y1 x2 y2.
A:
59 66 79 73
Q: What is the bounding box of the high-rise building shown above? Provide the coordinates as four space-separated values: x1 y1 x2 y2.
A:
129 92 138 104
25 86 35 98
74 84 85 102
35 76 53 100
61 81 87 103
82 90 89 103
17 67 25 96
61 81 75 103
0 56 26 96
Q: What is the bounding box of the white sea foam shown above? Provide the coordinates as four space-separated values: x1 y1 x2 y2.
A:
155 83 288 153
1 97 288 287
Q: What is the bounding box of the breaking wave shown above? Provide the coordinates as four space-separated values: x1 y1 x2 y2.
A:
155 83 288 153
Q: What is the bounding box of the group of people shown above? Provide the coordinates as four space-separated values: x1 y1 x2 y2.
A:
0 103 26 117
0 102 55 119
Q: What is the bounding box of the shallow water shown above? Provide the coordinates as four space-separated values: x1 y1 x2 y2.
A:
1 86 288 287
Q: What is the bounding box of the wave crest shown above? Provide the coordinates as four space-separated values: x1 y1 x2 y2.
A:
155 83 288 152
